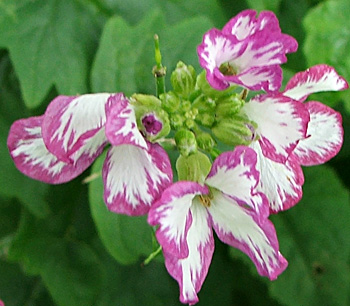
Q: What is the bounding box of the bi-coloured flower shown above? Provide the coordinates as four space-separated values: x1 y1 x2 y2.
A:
197 9 298 92
7 93 172 216
148 146 287 305
245 65 348 212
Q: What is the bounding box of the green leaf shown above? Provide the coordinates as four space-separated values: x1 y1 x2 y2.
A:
91 10 165 95
88 152 153 265
0 0 98 108
268 166 350 306
303 0 350 110
246 0 281 12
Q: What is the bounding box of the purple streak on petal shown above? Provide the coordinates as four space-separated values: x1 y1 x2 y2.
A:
148 182 209 258
42 93 110 163
162 201 214 305
8 116 102 184
103 142 172 216
105 94 147 149
284 64 349 102
209 191 288 280
293 101 343 166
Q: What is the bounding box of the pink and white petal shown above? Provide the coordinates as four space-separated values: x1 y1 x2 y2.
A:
105 94 147 149
197 29 243 90
209 190 288 280
251 142 304 212
7 116 97 184
163 201 214 305
148 182 209 258
103 143 172 216
224 65 282 92
205 146 268 217
284 64 349 102
293 101 343 166
243 94 310 163
42 93 111 162
222 9 258 39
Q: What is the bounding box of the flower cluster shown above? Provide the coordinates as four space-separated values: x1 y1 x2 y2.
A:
7 9 348 305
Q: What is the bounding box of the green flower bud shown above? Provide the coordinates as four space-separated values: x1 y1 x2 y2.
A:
175 129 197 156
181 100 192 112
160 91 180 113
171 61 196 98
212 114 258 146
196 132 216 151
192 94 216 114
176 151 212 183
170 114 184 129
195 113 215 127
216 94 245 118
196 70 235 98
131 93 161 107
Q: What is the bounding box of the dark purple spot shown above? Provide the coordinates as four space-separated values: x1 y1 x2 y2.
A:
142 114 163 135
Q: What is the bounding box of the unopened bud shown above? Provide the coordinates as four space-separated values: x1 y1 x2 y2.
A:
196 70 235 98
212 115 258 146
176 151 212 183
138 108 170 141
195 113 215 127
216 94 245 118
160 91 180 113
192 94 216 113
171 61 196 98
170 114 184 129
131 94 161 108
175 129 197 156
196 132 216 151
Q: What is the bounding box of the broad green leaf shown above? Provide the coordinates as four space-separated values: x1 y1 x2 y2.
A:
91 10 165 95
88 152 153 265
246 0 281 12
303 0 350 110
268 166 350 306
0 0 99 108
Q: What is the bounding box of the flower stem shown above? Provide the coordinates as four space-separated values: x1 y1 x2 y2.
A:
142 245 162 266
152 34 166 98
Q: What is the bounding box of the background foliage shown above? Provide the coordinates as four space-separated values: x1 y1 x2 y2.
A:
1 0 350 305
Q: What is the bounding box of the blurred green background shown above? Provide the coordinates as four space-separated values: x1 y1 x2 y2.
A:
1 0 350 305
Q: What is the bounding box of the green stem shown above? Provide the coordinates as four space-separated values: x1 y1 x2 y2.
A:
142 245 162 266
153 34 166 97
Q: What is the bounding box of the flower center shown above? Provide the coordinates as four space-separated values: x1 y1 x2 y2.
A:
142 114 163 135
219 62 238 76
199 194 211 207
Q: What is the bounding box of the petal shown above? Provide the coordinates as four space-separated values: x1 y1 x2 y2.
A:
197 29 243 90
42 93 111 162
105 94 148 149
209 190 288 280
243 94 310 163
293 101 343 166
284 64 349 102
148 182 209 258
222 9 259 39
7 116 97 184
103 143 172 216
205 146 269 218
163 200 214 305
251 142 304 212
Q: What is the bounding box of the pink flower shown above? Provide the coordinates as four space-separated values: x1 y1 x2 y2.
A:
246 65 348 212
7 93 172 216
148 146 287 305
197 9 297 92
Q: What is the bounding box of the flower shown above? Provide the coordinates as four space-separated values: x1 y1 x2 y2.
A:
148 146 287 305
244 65 348 212
197 9 298 92
7 93 173 216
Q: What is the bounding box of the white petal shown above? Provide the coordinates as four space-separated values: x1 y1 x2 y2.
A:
284 64 349 101
209 190 288 279
163 200 214 305
103 143 172 216
42 93 111 162
293 101 343 166
243 94 309 163
251 142 304 212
